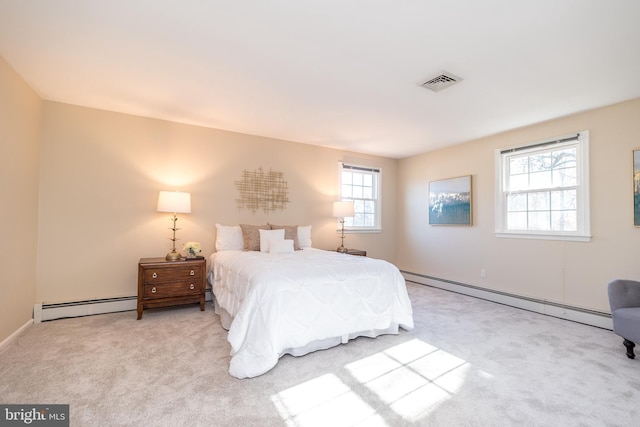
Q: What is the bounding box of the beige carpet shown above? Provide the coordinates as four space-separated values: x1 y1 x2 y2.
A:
0 282 638 426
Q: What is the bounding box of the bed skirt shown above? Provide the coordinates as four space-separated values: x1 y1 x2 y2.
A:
214 300 400 362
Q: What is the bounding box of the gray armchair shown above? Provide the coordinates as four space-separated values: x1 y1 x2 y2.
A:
607 279 640 359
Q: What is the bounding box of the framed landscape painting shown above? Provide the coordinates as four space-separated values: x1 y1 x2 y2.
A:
429 175 472 226
634 150 640 226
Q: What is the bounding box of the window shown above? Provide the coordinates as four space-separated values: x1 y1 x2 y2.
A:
495 131 590 241
339 163 381 232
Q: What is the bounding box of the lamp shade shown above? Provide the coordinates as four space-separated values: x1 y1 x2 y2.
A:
157 191 191 213
332 201 354 218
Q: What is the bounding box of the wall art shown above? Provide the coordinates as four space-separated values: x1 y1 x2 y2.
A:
235 167 290 214
429 175 472 225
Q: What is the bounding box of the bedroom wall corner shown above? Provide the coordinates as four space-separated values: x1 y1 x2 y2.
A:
0 55 42 344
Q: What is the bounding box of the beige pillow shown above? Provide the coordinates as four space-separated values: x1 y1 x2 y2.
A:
269 224 300 250
240 224 270 251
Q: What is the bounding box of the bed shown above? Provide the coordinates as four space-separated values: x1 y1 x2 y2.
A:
207 224 414 379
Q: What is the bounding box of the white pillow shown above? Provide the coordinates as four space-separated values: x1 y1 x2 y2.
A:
259 228 285 252
297 225 312 248
215 224 244 251
270 239 294 254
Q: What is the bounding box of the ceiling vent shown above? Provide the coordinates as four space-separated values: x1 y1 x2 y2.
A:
419 71 463 92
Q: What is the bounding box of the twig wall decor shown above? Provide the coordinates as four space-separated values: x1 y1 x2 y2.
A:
235 167 291 213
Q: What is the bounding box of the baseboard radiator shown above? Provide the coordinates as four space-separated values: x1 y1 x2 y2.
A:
402 271 613 330
33 289 214 323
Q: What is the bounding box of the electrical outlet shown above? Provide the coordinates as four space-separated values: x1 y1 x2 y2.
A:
480 269 487 278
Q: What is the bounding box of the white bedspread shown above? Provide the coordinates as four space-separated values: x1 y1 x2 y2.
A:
208 248 414 378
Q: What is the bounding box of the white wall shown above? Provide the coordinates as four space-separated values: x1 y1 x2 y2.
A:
397 98 640 313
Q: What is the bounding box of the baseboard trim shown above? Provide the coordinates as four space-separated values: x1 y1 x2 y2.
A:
38 296 138 322
0 319 32 354
34 289 214 322
401 271 613 330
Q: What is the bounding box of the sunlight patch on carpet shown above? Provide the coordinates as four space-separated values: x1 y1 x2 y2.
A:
271 338 490 425
271 374 386 426
346 339 473 421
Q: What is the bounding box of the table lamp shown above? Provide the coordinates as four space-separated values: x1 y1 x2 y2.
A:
333 201 354 253
157 191 191 261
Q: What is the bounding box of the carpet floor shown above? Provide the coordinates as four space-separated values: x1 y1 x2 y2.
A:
0 282 638 426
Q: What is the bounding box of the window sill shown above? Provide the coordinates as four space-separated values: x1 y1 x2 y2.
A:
340 228 382 234
495 232 591 242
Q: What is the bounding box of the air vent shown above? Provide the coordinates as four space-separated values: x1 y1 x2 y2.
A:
419 71 463 92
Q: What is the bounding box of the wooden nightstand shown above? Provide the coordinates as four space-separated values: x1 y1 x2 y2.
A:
137 257 206 319
344 249 366 256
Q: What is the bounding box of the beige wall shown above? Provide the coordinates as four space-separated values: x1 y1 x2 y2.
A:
0 57 41 341
397 98 640 313
36 102 397 303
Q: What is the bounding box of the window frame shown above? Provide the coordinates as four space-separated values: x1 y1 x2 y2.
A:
338 162 382 233
495 131 591 242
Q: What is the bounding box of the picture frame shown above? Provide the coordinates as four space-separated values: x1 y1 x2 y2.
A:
429 175 472 226
634 150 640 226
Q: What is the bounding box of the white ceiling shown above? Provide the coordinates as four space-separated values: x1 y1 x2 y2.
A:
1 1 640 159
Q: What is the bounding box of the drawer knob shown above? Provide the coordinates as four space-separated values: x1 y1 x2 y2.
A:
190 284 195 290
151 287 157 293
190 270 195 276
152 272 157 279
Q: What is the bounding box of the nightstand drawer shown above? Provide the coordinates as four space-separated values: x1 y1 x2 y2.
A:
143 266 200 283
137 257 206 319
143 281 202 298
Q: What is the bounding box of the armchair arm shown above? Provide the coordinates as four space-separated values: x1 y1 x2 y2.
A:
608 279 640 311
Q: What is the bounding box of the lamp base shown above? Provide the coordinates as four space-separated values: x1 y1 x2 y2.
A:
337 246 348 253
165 250 182 261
